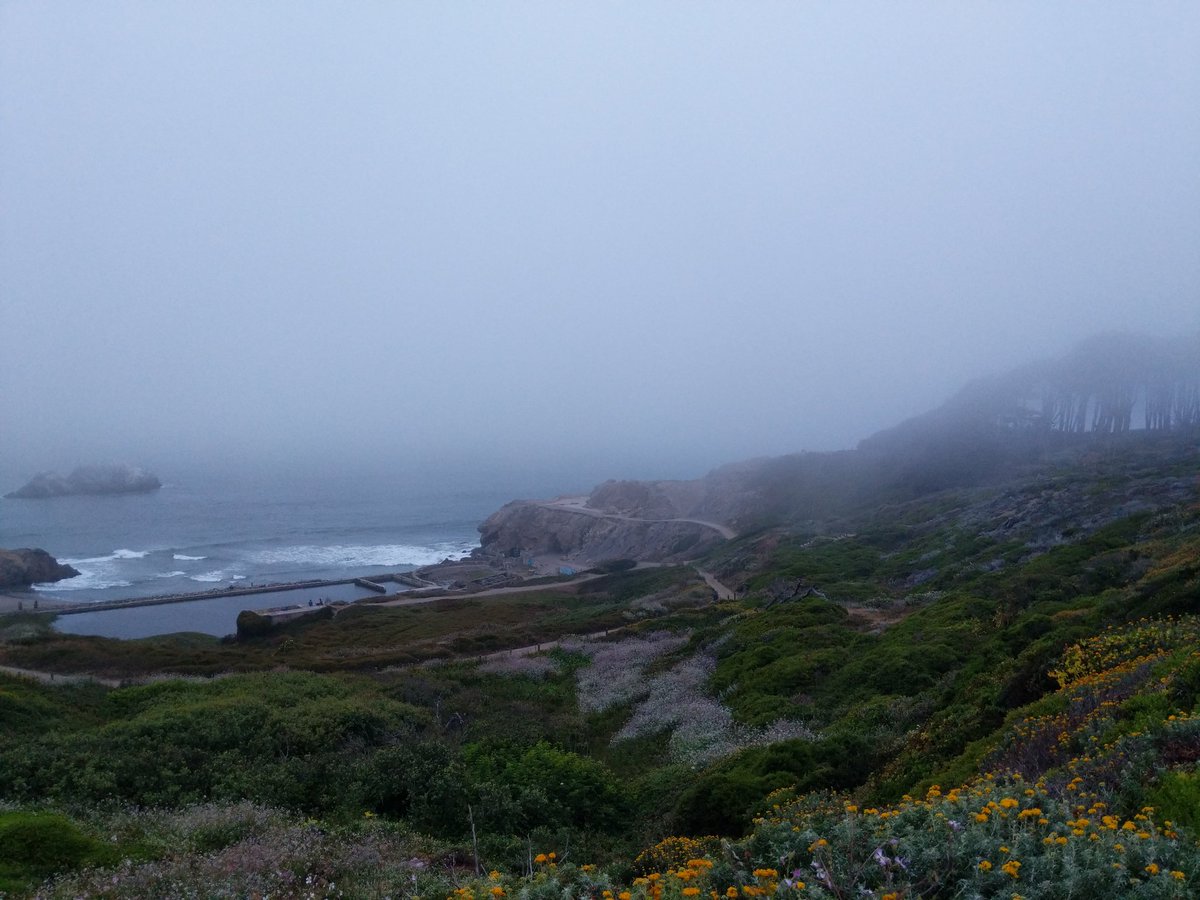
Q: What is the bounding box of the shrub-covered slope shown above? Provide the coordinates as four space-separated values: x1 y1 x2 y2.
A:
1 430 1198 897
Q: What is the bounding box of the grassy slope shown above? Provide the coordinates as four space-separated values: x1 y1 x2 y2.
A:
1 434 1198 896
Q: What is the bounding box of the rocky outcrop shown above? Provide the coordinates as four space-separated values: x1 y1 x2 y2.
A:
6 465 162 499
585 464 768 531
477 502 726 564
0 548 79 589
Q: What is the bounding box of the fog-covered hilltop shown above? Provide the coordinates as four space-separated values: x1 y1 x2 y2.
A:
479 332 1200 556
4 465 161 499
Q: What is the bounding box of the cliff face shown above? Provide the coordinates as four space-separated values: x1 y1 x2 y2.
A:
0 548 79 589
6 465 162 499
477 502 725 564
584 462 770 530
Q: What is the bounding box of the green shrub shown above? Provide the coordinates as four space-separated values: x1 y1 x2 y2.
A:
1149 769 1200 836
0 811 116 893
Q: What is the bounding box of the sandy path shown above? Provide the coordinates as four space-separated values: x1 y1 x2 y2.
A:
696 569 736 600
368 573 605 609
536 499 737 540
0 663 124 687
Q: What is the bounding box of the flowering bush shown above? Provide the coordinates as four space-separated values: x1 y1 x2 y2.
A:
614 651 813 768
479 654 563 680
567 631 692 713
1049 617 1200 688
28 806 459 900
741 778 1200 899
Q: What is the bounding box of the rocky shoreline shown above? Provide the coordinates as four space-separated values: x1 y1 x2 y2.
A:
475 497 728 568
0 481 743 620
0 549 79 592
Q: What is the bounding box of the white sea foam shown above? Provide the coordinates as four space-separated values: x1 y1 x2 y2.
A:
190 571 226 583
33 573 133 592
65 548 150 564
243 542 475 569
156 571 188 578
173 553 207 561
45 547 151 593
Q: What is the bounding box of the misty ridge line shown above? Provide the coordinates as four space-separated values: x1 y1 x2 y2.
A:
3 330 1198 503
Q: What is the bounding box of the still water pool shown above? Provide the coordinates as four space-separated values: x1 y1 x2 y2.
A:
53 582 381 639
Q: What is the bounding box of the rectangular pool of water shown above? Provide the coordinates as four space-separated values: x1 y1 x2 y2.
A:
53 582 385 640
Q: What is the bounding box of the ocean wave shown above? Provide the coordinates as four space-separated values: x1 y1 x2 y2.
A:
45 548 152 593
244 542 475 569
64 548 150 564
189 571 227 583
156 570 188 578
33 573 133 592
173 553 207 561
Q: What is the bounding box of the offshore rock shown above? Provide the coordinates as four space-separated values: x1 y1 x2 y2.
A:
0 548 79 589
5 465 162 499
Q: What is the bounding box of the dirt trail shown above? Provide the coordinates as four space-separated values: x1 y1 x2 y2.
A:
0 664 123 688
695 569 736 600
368 573 605 609
471 626 620 663
536 499 737 540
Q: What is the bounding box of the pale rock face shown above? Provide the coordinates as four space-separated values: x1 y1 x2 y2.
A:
477 502 724 564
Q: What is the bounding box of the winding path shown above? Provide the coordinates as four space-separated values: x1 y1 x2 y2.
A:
696 569 736 600
536 497 737 540
0 664 123 688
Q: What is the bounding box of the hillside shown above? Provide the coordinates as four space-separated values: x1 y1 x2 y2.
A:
479 331 1200 552
2 339 1200 898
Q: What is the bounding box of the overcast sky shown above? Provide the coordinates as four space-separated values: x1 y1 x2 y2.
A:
2 2 1198 484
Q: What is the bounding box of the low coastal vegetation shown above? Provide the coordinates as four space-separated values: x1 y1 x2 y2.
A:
2 429 1199 897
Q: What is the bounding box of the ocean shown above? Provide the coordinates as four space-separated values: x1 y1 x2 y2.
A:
0 464 579 618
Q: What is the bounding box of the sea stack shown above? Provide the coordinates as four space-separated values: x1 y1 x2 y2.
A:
5 465 162 499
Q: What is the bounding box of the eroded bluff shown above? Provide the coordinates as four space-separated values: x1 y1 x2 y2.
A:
0 548 79 589
477 502 724 564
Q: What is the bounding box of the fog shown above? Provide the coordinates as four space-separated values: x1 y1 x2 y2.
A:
3 3 1198 488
